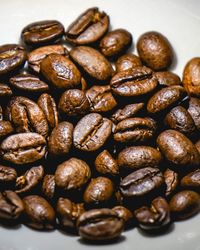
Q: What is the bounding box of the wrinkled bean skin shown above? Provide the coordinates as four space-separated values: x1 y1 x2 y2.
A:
0 165 17 186
188 97 200 130
42 175 55 200
163 168 178 197
155 71 181 86
0 83 12 96
115 54 142 72
0 121 14 139
77 208 124 241
180 169 200 190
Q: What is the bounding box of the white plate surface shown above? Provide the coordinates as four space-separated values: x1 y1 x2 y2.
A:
0 0 200 249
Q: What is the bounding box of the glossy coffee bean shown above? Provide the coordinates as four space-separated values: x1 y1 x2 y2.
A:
1 132 46 165
112 206 133 227
66 7 109 45
0 83 12 97
114 117 156 143
180 169 200 190
86 85 117 113
117 146 162 170
0 165 17 185
70 46 113 81
77 208 124 241
21 20 64 46
137 31 173 71
48 121 73 156
110 66 158 97
115 53 142 72
55 158 91 190
188 97 200 130
169 190 200 220
0 121 14 139
157 130 200 167
0 44 26 75
0 191 24 220
73 113 112 151
23 195 55 229
155 71 181 86
163 168 178 197
182 57 200 97
134 197 170 231
42 175 55 200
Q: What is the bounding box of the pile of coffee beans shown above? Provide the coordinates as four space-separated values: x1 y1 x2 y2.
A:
0 7 200 243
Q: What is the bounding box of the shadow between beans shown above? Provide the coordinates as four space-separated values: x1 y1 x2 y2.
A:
78 235 126 246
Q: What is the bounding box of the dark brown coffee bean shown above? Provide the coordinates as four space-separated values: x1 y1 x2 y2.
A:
1 132 46 165
0 121 14 139
83 177 114 206
7 96 49 137
163 168 178 197
120 167 164 198
182 57 200 97
0 83 12 96
196 140 200 154
70 46 113 81
112 206 133 227
147 86 186 114
56 197 85 229
86 85 117 113
77 208 124 241
55 158 91 190
137 31 173 71
134 197 170 231
169 190 200 220
0 165 17 185
155 71 181 86
180 169 200 190
37 93 58 131
21 20 64 46
28 44 68 73
111 103 144 124
114 117 156 143
40 53 81 89
0 44 26 75
0 191 24 220
110 66 158 97
157 130 200 167
117 146 162 170
164 106 195 136
48 121 73 156
188 97 200 130
100 29 132 57
16 165 44 194
42 175 55 200
0 105 3 120
115 54 142 72
95 150 119 176
58 89 90 116
73 113 112 151
23 195 55 229
66 7 109 45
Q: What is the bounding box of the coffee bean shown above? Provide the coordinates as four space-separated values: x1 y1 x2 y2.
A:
112 206 133 227
0 105 3 120
188 97 200 130
163 168 178 197
196 140 200 154
0 83 12 96
0 165 17 186
0 121 14 139
115 54 142 72
180 169 200 191
155 71 181 86
42 175 55 200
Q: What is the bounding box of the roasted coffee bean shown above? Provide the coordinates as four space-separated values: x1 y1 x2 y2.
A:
155 71 181 86
7 96 49 137
95 150 119 176
115 54 142 72
164 106 195 136
73 113 112 151
66 7 109 45
55 158 91 190
188 97 200 130
111 103 144 123
163 168 178 197
28 44 68 73
0 106 3 120
117 146 162 170
112 206 133 227
157 130 200 167
100 29 132 57
0 191 24 220
169 190 200 220
182 57 200 97
110 66 158 97
70 46 113 81
86 85 117 113
1 132 46 165
0 165 17 186
21 20 64 46
180 169 200 190
9 73 49 93
42 175 55 199
77 208 124 241
134 197 170 231
48 121 73 156
56 197 85 229
0 83 12 96
0 44 26 75
0 121 14 139
114 117 156 143
120 167 164 198
83 177 114 206
40 53 81 89
16 165 44 194
37 93 58 131
58 89 90 116
196 140 200 154
137 31 173 71
23 195 55 229
147 86 186 114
